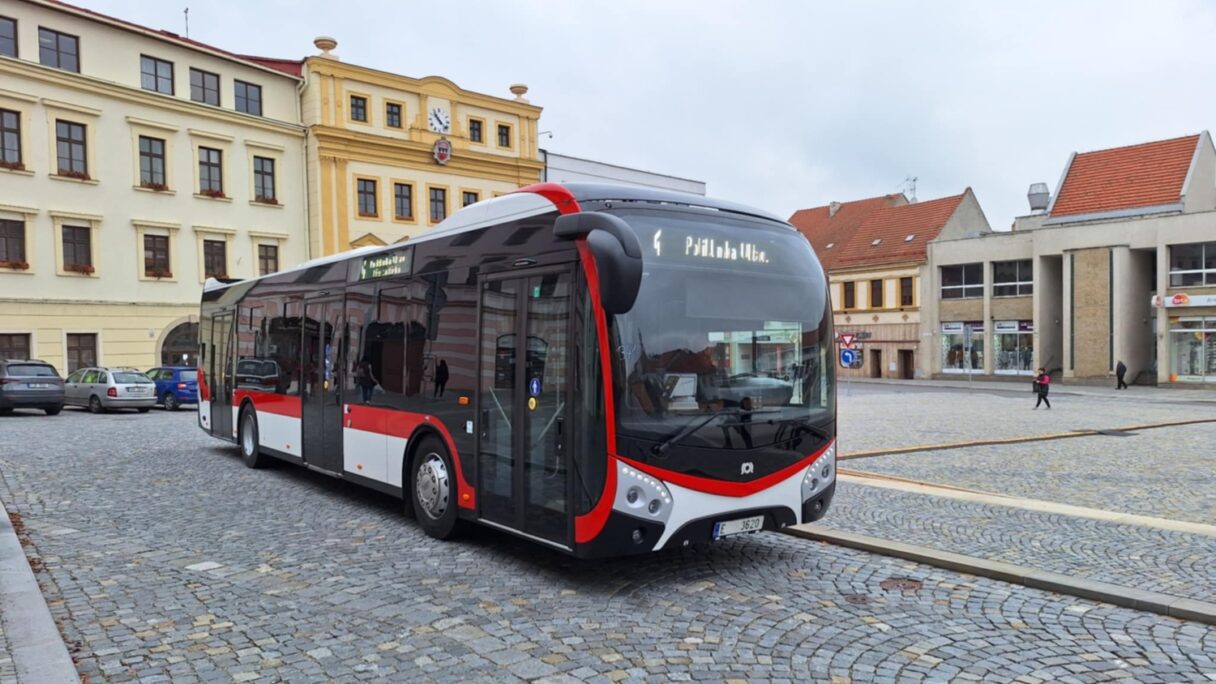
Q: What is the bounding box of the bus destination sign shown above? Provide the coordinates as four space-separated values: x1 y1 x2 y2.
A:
359 247 413 281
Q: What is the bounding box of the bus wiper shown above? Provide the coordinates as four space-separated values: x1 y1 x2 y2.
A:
651 407 779 457
765 417 832 443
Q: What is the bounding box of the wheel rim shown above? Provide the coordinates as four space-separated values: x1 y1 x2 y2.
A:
90 397 100 412
415 452 450 520
241 414 255 456
166 394 177 410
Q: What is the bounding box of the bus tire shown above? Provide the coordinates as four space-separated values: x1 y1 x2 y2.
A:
239 406 268 469
409 434 461 540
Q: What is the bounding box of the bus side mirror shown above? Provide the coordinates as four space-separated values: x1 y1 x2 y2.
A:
554 212 642 314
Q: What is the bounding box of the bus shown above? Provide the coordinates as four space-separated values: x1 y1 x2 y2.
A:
198 183 836 557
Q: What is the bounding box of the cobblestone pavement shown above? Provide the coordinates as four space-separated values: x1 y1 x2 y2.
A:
2 410 1215 682
836 384 1210 454
844 423 1216 526
822 481 1216 603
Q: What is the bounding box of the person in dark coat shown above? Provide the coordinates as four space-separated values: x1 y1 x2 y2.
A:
434 359 449 398
1033 368 1051 409
1115 360 1128 390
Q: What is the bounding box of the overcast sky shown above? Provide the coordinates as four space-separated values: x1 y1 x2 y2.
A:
88 0 1216 230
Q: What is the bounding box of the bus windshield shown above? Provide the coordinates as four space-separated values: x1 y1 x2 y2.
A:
609 209 834 453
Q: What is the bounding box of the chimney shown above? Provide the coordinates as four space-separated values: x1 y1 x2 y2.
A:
509 84 529 103
313 36 339 60
828 201 841 218
1027 182 1050 212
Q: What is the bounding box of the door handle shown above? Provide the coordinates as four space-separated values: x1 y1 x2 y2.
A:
555 416 564 455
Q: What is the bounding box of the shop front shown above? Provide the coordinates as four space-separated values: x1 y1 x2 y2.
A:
993 320 1034 375
941 321 983 374
1161 293 1216 384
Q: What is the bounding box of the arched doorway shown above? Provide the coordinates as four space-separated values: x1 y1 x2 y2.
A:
160 322 198 366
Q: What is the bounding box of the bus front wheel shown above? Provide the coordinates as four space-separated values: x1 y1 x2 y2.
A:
239 407 268 469
409 435 461 540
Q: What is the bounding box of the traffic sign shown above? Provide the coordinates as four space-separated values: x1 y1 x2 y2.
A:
839 333 856 347
840 348 858 367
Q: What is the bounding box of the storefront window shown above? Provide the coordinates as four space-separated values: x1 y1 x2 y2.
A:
993 321 1033 375
941 321 984 373
1169 317 1216 382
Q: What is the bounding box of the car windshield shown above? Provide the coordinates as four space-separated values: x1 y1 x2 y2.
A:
114 372 152 384
609 209 833 450
9 364 58 377
179 370 198 381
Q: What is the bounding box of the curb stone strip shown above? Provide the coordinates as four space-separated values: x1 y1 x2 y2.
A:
0 499 79 683
784 524 1216 627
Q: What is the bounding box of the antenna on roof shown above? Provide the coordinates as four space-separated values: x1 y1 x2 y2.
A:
184 7 189 38
903 176 918 203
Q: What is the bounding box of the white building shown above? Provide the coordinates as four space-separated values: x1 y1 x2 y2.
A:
541 150 705 195
0 0 307 373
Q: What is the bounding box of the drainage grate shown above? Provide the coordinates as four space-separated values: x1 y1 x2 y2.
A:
880 577 923 592
842 594 870 605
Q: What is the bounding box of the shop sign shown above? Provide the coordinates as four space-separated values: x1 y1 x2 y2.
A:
941 322 964 333
1157 293 1216 308
995 320 1019 333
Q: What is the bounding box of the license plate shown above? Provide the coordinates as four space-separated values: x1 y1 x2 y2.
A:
712 515 764 540
127 387 148 394
27 383 51 389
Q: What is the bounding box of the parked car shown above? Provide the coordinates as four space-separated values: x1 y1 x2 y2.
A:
146 366 199 410
64 367 157 413
0 359 65 416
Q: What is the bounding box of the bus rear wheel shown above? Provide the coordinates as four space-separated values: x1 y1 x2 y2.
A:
409 435 461 540
239 407 268 469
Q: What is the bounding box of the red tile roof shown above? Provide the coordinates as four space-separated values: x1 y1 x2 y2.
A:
788 194 905 271
831 191 969 270
1050 134 1199 218
44 0 303 78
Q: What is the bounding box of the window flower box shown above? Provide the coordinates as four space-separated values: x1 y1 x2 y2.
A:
1 260 31 270
141 181 169 192
65 263 95 274
148 269 173 279
56 170 91 181
357 212 377 218
199 189 227 199
207 272 230 280
253 195 279 205
0 161 26 172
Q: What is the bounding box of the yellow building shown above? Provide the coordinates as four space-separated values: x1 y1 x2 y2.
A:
299 38 545 255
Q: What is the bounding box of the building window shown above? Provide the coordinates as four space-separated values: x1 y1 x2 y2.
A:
234 80 262 116
65 333 96 373
0 333 30 360
0 16 16 58
258 244 279 276
993 259 1033 296
900 277 914 306
144 235 170 277
38 28 78 72
0 218 25 266
1169 241 1216 286
393 183 413 219
55 120 87 178
62 225 92 272
497 124 512 148
842 282 855 309
462 191 479 207
357 178 377 216
870 279 884 308
350 95 367 122
941 322 984 374
198 147 223 196
941 263 983 299
0 108 21 169
385 103 402 128
140 55 174 95
468 118 483 143
1169 318 1216 381
203 239 226 278
189 68 220 106
429 187 447 222
138 136 166 189
993 321 1034 375
253 156 276 202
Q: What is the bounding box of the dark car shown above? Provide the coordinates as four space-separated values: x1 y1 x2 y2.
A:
147 366 199 410
0 359 65 416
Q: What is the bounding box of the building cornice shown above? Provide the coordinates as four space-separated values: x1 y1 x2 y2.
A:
0 58 305 137
312 127 544 184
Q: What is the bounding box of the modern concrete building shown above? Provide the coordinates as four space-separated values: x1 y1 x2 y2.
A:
925 132 1216 386
299 38 545 254
541 150 705 195
0 0 307 373
791 189 991 379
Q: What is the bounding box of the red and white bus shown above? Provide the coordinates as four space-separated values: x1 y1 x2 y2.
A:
199 183 836 557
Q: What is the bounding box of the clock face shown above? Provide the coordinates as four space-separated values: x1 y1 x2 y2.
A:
428 107 451 133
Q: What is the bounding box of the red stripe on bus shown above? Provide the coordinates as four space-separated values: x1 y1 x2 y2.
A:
616 440 835 498
516 182 582 215
234 389 302 417
197 368 211 402
574 237 618 543
345 404 475 510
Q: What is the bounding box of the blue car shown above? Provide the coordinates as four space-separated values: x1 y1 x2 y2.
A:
146 366 199 411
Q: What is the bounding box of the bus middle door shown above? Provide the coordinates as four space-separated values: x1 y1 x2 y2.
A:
301 296 345 473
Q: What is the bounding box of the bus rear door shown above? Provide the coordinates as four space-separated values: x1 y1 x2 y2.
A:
301 296 345 472
477 269 574 547
209 312 234 439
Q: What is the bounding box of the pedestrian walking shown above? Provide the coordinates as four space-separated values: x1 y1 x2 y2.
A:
355 358 377 404
1115 360 1128 390
1033 367 1051 409
434 359 449 398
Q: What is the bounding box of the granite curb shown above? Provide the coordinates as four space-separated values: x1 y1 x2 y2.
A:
786 524 1216 627
0 498 78 683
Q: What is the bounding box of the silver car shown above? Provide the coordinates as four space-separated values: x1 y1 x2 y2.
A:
64 367 157 413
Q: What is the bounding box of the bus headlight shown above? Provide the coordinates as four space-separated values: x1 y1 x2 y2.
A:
801 442 836 501
615 463 673 524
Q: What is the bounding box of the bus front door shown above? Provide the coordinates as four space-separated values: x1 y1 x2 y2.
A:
477 270 573 546
209 312 234 439
301 297 345 473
